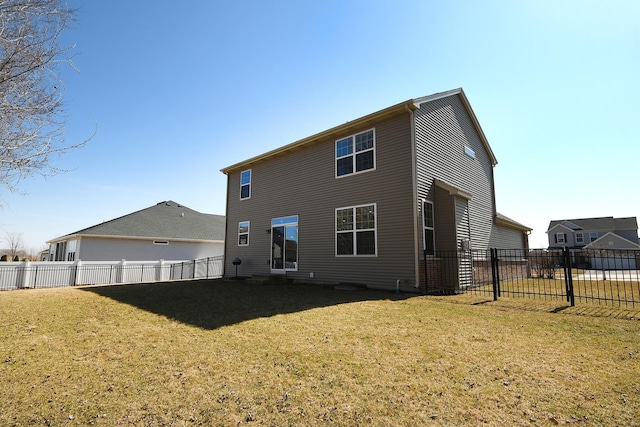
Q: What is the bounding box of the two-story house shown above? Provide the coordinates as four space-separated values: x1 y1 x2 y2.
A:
547 217 639 249
221 88 530 293
547 217 639 269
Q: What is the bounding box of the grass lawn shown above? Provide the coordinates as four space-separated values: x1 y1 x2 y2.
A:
0 279 638 426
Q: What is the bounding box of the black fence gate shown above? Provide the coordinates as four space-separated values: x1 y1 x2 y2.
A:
423 248 640 308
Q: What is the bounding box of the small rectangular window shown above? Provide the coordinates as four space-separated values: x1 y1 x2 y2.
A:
555 233 566 244
240 169 251 200
423 201 435 255
336 129 375 177
238 221 250 246
336 203 377 256
464 146 476 158
590 232 598 242
576 233 584 243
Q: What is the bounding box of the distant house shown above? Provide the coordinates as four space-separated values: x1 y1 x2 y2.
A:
221 88 530 293
547 217 639 269
46 201 225 261
547 217 639 249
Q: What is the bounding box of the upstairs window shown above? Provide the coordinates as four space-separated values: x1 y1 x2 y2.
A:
576 233 584 244
240 169 251 200
336 129 375 177
555 233 566 244
590 232 598 242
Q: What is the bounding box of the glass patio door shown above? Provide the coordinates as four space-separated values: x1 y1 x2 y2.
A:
271 216 298 272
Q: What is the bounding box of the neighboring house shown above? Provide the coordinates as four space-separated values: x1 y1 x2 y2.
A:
547 217 639 269
47 201 225 261
547 217 639 249
221 88 530 293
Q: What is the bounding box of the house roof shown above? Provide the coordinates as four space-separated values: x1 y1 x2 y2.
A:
220 88 497 174
495 213 532 232
47 201 225 244
547 217 638 232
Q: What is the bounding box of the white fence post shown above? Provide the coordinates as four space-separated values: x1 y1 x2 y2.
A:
158 259 166 282
21 261 31 288
118 259 126 283
74 260 82 285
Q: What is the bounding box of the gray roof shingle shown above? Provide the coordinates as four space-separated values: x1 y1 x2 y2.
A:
52 201 225 242
547 217 638 232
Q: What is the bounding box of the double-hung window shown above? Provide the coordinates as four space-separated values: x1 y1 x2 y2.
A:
238 221 250 246
576 233 584 244
336 204 377 256
590 232 598 242
555 233 566 244
336 129 375 177
240 169 251 200
423 201 435 256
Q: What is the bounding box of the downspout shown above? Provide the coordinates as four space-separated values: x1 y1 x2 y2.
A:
407 103 421 290
222 171 231 279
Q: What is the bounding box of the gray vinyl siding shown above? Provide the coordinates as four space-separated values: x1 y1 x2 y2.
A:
455 198 470 245
614 230 639 244
76 237 223 261
224 112 417 290
415 94 496 252
489 225 526 249
433 186 457 251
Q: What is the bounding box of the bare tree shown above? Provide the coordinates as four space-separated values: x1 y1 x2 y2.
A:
0 0 88 194
5 231 24 259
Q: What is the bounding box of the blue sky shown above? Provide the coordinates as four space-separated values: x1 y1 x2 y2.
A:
1 0 639 251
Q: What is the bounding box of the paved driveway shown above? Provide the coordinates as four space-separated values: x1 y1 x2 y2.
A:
575 270 640 281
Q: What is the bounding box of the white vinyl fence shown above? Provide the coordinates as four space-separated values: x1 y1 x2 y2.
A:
0 256 224 291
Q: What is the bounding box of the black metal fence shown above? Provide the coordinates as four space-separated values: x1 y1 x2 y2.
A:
0 256 224 291
423 248 640 308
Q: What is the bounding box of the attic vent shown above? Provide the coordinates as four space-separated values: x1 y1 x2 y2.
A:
464 146 476 159
153 240 169 245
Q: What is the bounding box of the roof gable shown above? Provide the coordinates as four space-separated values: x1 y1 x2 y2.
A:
546 223 575 234
584 232 640 250
414 88 497 166
48 201 225 243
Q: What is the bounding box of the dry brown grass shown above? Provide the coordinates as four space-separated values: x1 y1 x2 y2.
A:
0 280 638 426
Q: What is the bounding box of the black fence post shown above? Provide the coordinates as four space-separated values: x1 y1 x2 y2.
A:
491 248 499 301
563 247 575 306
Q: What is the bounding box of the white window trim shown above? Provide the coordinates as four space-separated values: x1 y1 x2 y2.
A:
240 169 251 200
238 221 250 246
270 215 299 272
335 203 378 257
335 128 376 178
423 200 435 256
556 233 566 244
575 233 584 243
